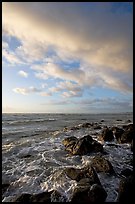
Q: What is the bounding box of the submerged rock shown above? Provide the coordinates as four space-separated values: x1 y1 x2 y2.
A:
91 155 115 174
2 183 10 198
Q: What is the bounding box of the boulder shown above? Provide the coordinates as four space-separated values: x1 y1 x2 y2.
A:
119 128 134 143
91 155 114 174
65 166 101 185
71 183 107 203
62 135 103 156
14 191 52 202
117 175 134 203
112 127 124 141
62 136 78 147
100 127 114 141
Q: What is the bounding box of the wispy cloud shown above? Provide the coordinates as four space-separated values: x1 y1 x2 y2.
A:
13 86 41 95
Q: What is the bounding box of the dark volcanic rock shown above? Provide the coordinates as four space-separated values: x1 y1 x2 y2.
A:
100 127 114 141
117 175 134 203
91 155 114 174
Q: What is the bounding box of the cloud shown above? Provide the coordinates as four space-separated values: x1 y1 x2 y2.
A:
40 92 52 96
18 70 28 78
2 49 24 65
13 86 41 95
2 2 133 94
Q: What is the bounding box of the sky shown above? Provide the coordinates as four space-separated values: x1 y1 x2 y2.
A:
2 2 133 113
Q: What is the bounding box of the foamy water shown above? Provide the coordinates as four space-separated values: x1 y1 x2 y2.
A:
2 113 133 202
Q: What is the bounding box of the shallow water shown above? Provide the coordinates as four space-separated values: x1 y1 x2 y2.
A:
2 113 133 202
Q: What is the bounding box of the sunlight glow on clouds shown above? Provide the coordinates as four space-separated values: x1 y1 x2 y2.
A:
2 2 133 113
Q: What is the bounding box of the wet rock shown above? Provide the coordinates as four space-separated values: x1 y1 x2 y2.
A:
71 183 107 203
14 191 53 202
119 128 134 143
69 166 105 202
100 127 114 141
91 155 115 174
65 166 101 185
117 175 134 203
2 183 10 196
126 119 132 123
81 123 91 128
62 135 103 155
101 119 104 122
51 190 67 202
122 123 133 131
93 125 102 130
112 127 124 141
72 135 103 155
131 139 133 151
120 168 133 177
62 136 78 147
88 184 107 202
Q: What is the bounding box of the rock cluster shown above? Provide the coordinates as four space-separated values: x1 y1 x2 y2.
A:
62 135 103 155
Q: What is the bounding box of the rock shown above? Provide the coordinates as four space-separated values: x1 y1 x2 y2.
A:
116 119 122 121
112 127 124 141
131 139 133 151
65 167 83 181
117 175 134 203
120 168 133 177
91 155 114 174
70 166 106 202
101 119 104 122
91 140 103 152
81 123 91 128
88 184 107 202
72 135 93 155
65 166 101 185
62 136 78 147
72 135 103 155
119 128 133 143
14 191 53 202
100 127 114 141
123 123 133 131
126 119 132 123
2 183 10 196
71 183 107 202
93 125 102 130
62 135 103 155
51 190 67 202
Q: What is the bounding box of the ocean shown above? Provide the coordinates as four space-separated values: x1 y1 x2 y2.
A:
2 113 133 202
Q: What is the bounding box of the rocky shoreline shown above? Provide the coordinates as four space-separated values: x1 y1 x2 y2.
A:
2 121 133 202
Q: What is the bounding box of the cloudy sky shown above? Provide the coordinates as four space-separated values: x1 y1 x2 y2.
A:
2 2 133 113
